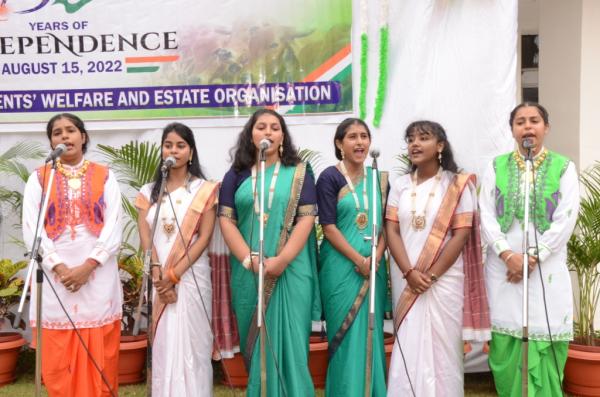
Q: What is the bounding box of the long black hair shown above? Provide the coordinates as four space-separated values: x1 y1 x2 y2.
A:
230 109 301 172
405 120 459 173
150 122 207 204
509 102 549 126
333 118 371 160
46 113 90 153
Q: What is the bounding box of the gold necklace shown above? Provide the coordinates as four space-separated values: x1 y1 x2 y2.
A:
56 159 90 190
512 149 547 172
410 167 442 231
339 161 369 230
160 173 190 242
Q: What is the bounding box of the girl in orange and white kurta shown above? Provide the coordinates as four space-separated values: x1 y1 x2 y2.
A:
22 113 123 397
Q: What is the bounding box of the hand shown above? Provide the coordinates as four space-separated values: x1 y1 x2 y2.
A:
151 265 162 283
153 277 174 295
264 256 287 277
406 270 432 295
60 259 96 293
353 256 370 278
158 288 177 304
504 252 523 283
527 255 538 275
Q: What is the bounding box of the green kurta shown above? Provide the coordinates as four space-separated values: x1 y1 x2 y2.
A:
318 166 388 397
230 163 320 397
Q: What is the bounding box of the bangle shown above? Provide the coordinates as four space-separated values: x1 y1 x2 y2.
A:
503 252 516 263
167 268 180 284
403 268 414 279
150 262 161 268
430 273 438 283
242 254 252 270
361 257 367 266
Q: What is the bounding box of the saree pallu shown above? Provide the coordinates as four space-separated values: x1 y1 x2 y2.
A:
319 167 388 397
230 163 320 397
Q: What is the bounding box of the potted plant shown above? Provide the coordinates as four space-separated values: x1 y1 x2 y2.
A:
564 162 600 396
97 141 161 385
0 258 27 387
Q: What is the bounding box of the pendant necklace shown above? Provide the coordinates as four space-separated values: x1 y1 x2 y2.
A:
160 173 189 242
410 167 442 231
339 161 369 230
57 159 89 191
251 161 280 225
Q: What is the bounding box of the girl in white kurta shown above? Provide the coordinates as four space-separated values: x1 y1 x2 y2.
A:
22 113 123 397
479 103 579 397
136 122 218 397
385 121 490 397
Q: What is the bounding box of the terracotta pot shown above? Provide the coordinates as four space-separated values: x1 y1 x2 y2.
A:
221 353 248 388
118 333 147 385
383 332 394 372
0 332 26 387
564 341 600 396
220 332 330 389
309 332 328 388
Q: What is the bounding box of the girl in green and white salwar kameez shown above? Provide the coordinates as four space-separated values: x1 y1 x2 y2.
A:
480 103 580 397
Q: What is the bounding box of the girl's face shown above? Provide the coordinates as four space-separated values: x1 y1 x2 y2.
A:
251 113 284 158
50 117 86 165
162 131 193 170
511 106 548 155
336 123 371 166
406 130 444 168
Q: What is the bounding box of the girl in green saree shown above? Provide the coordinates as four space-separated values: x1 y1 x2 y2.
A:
218 109 321 397
316 118 388 397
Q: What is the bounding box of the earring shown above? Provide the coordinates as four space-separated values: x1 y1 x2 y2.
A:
188 157 192 165
341 149 345 160
279 144 283 157
438 151 442 164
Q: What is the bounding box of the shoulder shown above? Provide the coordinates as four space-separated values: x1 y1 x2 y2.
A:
139 182 154 199
317 165 340 182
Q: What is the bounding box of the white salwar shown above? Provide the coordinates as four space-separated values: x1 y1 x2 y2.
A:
479 159 579 341
22 161 123 329
387 171 473 397
140 179 213 397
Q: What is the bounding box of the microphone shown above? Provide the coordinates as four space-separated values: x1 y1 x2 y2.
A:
161 156 176 173
522 138 535 150
45 144 67 163
258 139 271 152
370 148 380 170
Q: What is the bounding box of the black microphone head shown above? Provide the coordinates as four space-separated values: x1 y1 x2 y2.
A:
258 139 271 151
522 138 535 150
163 156 176 167
46 143 67 162
370 148 380 159
54 143 67 154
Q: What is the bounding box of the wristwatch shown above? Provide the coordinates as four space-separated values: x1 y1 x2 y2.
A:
430 273 438 283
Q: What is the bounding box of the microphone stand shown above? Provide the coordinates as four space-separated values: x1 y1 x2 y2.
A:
14 158 58 397
521 144 533 396
257 148 268 397
364 154 380 397
133 163 170 397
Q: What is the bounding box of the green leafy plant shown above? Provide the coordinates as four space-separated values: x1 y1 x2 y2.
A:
567 161 600 346
0 259 28 330
392 153 411 176
0 142 46 247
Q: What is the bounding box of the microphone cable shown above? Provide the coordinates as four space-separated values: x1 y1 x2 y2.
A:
529 158 565 396
164 182 236 397
246 160 290 397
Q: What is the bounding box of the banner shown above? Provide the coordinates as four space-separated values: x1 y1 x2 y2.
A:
0 0 352 122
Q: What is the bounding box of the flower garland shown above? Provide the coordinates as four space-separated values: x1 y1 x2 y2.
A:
358 0 390 127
